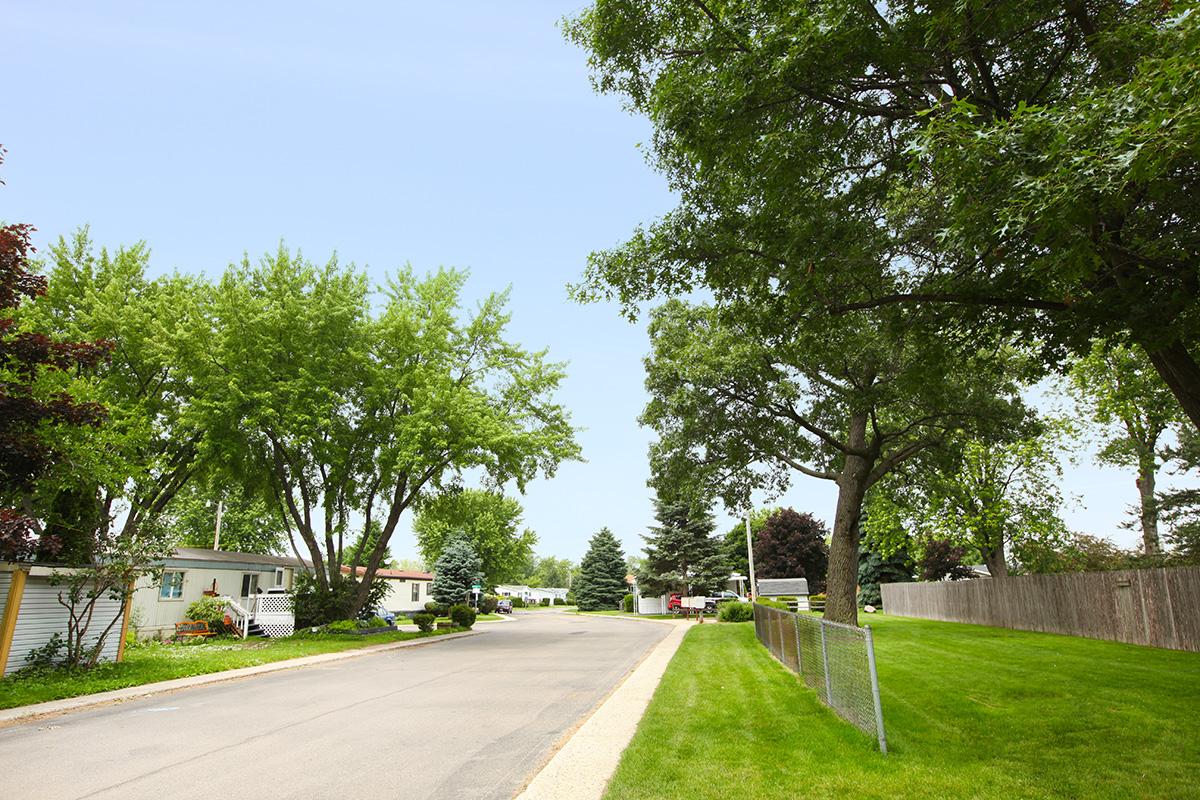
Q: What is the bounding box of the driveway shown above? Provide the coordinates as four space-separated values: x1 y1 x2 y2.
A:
0 612 671 800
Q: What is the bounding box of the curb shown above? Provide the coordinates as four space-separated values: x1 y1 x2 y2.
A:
0 629 481 728
515 620 691 800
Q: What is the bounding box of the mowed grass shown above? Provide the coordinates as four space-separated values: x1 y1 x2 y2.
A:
0 628 460 710
604 616 1200 800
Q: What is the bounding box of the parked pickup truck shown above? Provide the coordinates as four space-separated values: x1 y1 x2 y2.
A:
667 591 746 614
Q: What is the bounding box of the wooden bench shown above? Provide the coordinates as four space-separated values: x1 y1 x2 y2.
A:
175 620 217 638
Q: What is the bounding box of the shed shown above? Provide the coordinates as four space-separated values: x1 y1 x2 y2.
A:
756 577 811 611
1 563 130 677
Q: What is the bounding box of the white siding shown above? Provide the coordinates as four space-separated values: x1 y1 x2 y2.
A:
379 578 433 613
6 575 124 674
131 564 281 638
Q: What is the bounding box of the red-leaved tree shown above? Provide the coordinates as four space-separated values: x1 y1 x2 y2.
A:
754 508 829 594
0 147 113 561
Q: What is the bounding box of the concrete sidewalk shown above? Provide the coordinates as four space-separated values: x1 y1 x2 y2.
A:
0 629 479 727
515 618 692 800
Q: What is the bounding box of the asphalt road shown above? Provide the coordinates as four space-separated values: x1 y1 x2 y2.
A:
0 611 671 800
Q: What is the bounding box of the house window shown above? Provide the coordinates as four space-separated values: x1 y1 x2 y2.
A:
241 573 259 598
274 568 285 587
412 582 420 602
160 571 184 600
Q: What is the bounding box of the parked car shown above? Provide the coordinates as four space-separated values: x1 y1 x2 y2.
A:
496 598 513 614
711 590 746 603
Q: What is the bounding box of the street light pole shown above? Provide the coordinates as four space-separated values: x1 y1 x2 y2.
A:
745 510 757 602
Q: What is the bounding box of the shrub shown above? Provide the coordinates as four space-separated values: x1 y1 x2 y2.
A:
510 597 526 608
449 603 477 629
413 612 436 632
565 593 575 605
325 619 360 633
809 593 826 603
185 597 231 633
757 598 789 611
539 597 551 607
622 593 634 612
365 616 391 629
292 571 390 627
424 600 449 617
553 597 566 605
719 601 754 622
480 594 499 614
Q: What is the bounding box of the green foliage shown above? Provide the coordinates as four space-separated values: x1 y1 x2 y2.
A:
524 555 575 588
857 546 914 609
553 597 566 606
566 0 1200 431
165 482 286 555
622 593 634 612
185 597 231 632
365 616 390 629
576 527 629 611
345 520 399 569
718 601 754 623
291 571 389 627
324 619 360 633
424 600 449 617
479 595 499 614
201 249 579 619
918 540 973 582
539 597 550 607
430 537 482 607
510 596 527 608
412 612 436 632
639 498 728 597
756 599 788 611
449 604 477 629
22 633 66 673
721 508 771 579
415 490 536 587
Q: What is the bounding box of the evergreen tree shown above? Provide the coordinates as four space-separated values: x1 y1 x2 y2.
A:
576 528 628 611
430 537 482 607
857 547 914 608
639 498 728 597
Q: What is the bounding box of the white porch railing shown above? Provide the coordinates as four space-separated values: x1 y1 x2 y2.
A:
253 593 295 638
222 596 252 639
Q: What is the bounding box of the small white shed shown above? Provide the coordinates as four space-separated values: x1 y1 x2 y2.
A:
756 577 811 611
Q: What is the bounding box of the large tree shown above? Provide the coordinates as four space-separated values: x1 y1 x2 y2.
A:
639 496 729 598
576 527 628 611
31 230 211 547
1069 341 1184 555
430 537 483 607
641 299 1024 624
162 481 289 555
1 155 112 561
203 250 579 617
414 489 537 588
754 508 829 593
567 2 1200 429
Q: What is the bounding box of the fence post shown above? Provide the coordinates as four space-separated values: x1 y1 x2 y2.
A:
819 620 833 706
793 614 802 674
863 625 888 754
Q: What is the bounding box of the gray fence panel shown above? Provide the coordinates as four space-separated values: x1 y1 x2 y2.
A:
880 566 1200 652
752 603 886 752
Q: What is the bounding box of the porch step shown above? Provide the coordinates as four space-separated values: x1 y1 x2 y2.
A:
246 622 268 638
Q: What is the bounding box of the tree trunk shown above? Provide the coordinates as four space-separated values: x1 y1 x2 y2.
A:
1136 460 1161 555
823 413 872 627
1143 339 1200 432
982 537 1009 578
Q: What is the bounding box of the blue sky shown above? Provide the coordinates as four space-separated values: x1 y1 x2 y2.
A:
2 2 1166 562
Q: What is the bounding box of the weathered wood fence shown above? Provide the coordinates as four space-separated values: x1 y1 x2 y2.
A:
880 566 1200 652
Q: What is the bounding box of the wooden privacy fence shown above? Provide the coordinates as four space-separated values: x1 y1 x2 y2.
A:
880 566 1200 652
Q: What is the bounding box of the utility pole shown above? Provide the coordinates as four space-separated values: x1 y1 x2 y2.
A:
212 499 224 551
745 510 757 601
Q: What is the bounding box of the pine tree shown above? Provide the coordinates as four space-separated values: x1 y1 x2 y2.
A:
576 528 628 611
639 498 729 597
431 537 482 606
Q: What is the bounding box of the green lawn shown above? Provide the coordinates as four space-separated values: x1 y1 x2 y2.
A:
604 616 1200 800
0 628 462 710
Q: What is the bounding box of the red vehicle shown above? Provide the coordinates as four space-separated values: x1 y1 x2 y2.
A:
667 593 719 614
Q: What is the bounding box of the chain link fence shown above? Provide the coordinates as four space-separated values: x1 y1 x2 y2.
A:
753 602 887 752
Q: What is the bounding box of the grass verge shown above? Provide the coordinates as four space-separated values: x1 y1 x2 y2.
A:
604 616 1200 800
0 627 462 710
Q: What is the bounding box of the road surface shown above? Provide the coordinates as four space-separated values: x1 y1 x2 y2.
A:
0 611 671 800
